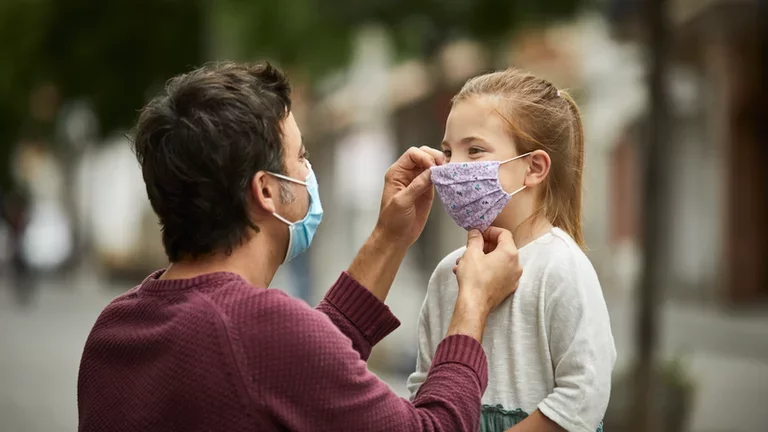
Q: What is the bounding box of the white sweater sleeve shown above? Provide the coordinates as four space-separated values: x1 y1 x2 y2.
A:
537 259 617 432
406 274 438 401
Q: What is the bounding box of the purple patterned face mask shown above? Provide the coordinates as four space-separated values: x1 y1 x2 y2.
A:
431 153 531 232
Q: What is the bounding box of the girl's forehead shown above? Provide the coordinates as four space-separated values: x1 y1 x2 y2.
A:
447 98 509 138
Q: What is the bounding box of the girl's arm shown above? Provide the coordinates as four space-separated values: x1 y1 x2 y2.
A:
532 263 617 432
407 270 440 400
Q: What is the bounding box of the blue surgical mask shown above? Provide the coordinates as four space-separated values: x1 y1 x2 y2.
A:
268 161 323 263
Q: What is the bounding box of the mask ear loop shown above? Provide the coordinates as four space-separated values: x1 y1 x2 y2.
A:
498 152 532 196
507 185 526 196
272 212 294 226
268 172 307 186
499 152 533 165
266 172 306 226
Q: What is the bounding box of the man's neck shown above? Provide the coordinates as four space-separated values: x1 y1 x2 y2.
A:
160 236 283 289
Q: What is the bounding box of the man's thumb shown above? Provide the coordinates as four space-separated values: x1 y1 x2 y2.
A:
396 169 432 204
466 229 484 251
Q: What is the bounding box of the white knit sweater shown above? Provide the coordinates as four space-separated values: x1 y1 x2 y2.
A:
407 228 617 432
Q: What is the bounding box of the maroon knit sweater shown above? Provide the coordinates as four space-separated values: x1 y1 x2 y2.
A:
77 271 488 431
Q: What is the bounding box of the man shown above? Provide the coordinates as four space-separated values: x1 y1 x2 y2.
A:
77 62 523 431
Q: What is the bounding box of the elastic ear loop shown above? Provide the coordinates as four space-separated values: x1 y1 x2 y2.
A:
268 172 307 186
499 152 533 165
498 152 532 195
267 172 306 226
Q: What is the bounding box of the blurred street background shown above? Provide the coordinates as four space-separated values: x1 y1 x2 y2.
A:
1 0 767 431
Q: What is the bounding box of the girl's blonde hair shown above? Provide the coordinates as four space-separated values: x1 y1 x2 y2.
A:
454 68 586 249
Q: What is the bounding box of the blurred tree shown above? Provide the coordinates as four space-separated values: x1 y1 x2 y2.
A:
226 0 584 77
0 0 203 190
0 0 584 189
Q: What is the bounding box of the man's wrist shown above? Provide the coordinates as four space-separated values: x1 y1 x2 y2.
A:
446 296 489 343
347 227 409 302
371 222 411 251
456 291 490 317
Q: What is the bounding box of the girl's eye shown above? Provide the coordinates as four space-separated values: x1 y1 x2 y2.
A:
441 149 452 158
468 147 484 155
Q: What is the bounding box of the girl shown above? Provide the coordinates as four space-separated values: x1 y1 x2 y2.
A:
407 69 616 432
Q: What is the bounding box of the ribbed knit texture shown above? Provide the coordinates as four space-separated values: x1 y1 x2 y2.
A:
78 270 488 431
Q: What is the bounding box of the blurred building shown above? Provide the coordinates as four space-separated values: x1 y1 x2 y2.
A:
608 0 768 304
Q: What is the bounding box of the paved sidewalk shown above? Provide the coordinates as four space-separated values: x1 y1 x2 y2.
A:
606 291 768 432
2 269 767 432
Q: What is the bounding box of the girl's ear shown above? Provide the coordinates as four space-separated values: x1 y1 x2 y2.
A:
524 150 551 187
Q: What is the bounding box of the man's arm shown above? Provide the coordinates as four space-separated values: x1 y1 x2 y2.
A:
257 295 488 432
347 146 444 302
319 228 521 363
347 227 408 303
315 272 400 361
313 146 441 358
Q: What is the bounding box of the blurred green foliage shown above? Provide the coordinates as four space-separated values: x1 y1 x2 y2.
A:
0 0 203 190
0 0 583 191
224 0 584 74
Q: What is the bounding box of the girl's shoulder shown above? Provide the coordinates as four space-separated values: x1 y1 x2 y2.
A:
429 247 466 288
520 228 598 284
436 247 466 271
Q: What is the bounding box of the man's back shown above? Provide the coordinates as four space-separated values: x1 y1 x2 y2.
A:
78 271 279 431
79 269 492 432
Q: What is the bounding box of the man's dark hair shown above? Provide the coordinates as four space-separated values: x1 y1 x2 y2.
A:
132 62 292 262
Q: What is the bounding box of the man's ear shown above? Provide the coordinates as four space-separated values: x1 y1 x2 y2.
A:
251 171 278 215
524 150 551 187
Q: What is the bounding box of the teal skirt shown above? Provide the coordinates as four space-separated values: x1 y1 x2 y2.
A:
480 405 604 432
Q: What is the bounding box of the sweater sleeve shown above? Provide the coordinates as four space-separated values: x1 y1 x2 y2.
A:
315 272 400 361
250 293 489 432
536 260 617 432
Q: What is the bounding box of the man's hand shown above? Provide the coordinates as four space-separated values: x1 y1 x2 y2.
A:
375 146 445 247
447 227 523 342
455 227 523 315
348 146 444 302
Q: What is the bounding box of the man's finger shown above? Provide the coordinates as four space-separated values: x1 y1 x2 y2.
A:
394 168 432 205
466 229 484 251
485 227 518 261
419 146 446 166
482 226 515 247
396 147 437 171
484 240 493 254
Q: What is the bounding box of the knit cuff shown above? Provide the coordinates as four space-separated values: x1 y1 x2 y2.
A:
432 334 488 392
324 272 401 346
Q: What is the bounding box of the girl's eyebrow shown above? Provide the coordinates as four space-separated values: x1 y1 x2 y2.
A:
441 136 490 147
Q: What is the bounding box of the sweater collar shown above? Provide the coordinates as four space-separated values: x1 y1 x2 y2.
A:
140 269 247 292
